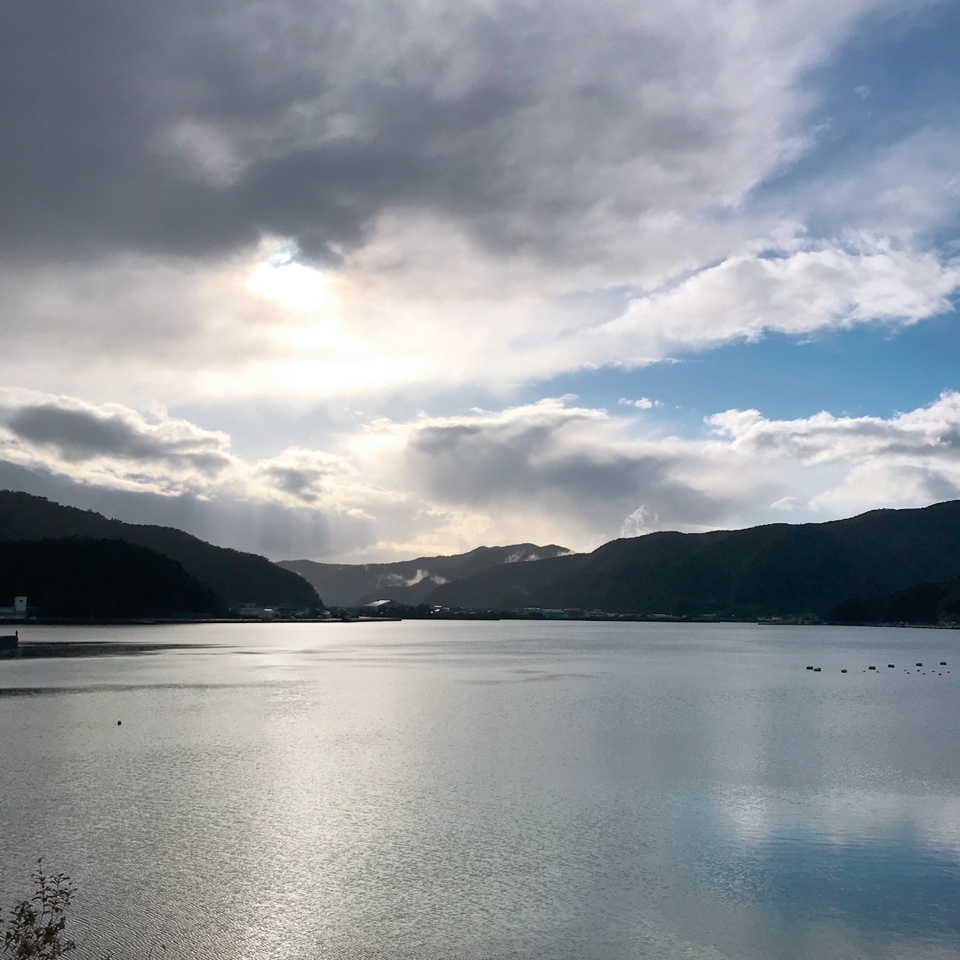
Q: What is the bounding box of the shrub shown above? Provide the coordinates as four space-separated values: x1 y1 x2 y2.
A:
1 861 76 960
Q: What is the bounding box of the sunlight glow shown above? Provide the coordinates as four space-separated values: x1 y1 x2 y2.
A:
247 246 339 313
265 355 425 394
279 320 367 354
232 241 432 396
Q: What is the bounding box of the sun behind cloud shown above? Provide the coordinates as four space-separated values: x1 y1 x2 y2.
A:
246 243 340 314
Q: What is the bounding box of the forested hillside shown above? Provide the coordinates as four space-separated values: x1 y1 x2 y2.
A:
0 491 321 609
423 501 960 619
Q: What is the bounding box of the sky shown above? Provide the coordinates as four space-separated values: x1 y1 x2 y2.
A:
1 0 959 562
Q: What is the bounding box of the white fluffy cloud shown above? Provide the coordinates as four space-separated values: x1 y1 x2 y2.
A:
707 390 960 465
594 236 960 363
708 390 960 514
2 388 959 560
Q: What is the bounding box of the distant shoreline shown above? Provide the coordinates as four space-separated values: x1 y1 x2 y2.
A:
6 616 398 626
5 616 958 628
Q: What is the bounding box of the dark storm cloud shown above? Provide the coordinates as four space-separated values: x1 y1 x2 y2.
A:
0 0 763 265
406 412 731 526
264 466 320 501
411 420 646 500
6 403 231 474
0 0 502 259
259 462 344 503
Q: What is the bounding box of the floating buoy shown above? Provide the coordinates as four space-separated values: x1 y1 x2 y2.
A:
916 663 923 667
888 664 895 668
814 667 821 672
940 662 947 666
841 669 847 673
117 720 122 726
806 665 814 670
869 666 876 670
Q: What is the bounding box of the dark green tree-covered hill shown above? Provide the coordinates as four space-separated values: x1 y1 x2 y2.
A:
0 491 321 609
830 576 960 625
423 500 960 619
0 537 220 618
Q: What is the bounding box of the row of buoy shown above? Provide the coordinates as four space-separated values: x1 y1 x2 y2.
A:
806 661 949 674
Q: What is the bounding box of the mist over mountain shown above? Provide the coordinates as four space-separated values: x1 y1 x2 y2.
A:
0 490 321 609
419 501 960 620
280 544 572 607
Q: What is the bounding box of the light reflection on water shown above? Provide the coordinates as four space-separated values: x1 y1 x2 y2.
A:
1 621 959 960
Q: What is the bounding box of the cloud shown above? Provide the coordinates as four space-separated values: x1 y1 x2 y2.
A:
596 236 960 362
1 0 956 566
0 0 877 265
391 399 732 528
0 389 236 494
380 569 449 588
706 390 960 464
707 391 960 514
771 496 805 511
782 126 960 239
620 505 660 537
1 229 954 408
2 0 956 408
7 402 231 476
0 387 370 510
1 388 960 559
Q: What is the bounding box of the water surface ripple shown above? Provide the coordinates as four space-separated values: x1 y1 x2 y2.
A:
1 621 958 960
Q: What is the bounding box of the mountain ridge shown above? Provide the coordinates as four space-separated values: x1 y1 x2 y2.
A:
7 489 959 621
0 490 321 609
420 501 960 617
279 543 573 607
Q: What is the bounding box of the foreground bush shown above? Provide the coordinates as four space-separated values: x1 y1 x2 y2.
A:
1 861 76 960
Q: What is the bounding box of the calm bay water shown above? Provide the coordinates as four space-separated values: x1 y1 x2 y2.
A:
1 621 959 960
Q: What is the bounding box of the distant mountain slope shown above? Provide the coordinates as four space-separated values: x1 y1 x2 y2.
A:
279 543 571 607
423 501 960 618
422 552 586 611
0 491 321 608
0 537 220 618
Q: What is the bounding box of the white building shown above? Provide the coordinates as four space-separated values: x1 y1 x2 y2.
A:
0 597 27 620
